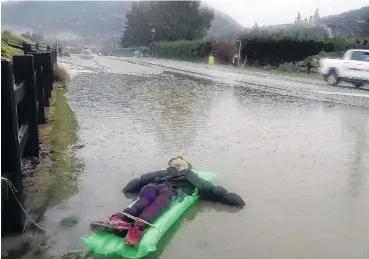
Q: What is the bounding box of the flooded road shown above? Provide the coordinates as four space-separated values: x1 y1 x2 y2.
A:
44 56 369 259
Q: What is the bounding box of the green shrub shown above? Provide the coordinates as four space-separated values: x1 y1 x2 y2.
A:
242 38 333 66
301 54 320 66
278 62 301 73
154 40 212 60
240 35 369 67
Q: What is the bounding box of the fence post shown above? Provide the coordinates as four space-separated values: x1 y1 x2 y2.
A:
50 51 53 67
23 43 32 54
50 52 54 92
55 49 58 64
13 55 39 157
306 62 311 74
40 53 52 107
1 59 25 233
33 54 46 124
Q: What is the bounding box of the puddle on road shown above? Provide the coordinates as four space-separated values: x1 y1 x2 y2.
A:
43 67 369 259
310 89 369 98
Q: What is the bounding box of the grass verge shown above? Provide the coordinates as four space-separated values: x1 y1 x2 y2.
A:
44 87 82 206
33 86 82 209
241 65 321 80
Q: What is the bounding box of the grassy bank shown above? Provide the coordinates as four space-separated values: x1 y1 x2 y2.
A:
1 31 34 59
23 85 82 220
234 53 321 80
242 65 321 80
33 80 83 258
42 87 82 206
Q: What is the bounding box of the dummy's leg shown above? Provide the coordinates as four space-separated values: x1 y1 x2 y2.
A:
124 188 174 245
90 185 158 234
118 185 158 221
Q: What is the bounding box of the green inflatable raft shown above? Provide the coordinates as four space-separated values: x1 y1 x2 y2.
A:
81 170 216 259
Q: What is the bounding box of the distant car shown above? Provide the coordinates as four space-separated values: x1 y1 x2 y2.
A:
60 51 71 57
81 50 93 60
134 50 143 58
319 49 369 88
232 54 240 65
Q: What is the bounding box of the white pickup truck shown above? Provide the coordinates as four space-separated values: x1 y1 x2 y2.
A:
319 49 369 88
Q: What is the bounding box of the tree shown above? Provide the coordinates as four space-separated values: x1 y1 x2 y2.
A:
309 16 314 24
121 1 214 47
295 12 302 23
314 8 320 24
304 18 309 23
359 13 369 37
21 31 44 43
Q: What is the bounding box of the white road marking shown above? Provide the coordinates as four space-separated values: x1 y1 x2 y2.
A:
309 90 369 98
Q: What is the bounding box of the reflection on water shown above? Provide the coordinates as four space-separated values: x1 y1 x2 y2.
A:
340 110 368 198
43 72 369 259
131 74 216 152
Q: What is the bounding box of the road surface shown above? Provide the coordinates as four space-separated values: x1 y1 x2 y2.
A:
43 55 369 259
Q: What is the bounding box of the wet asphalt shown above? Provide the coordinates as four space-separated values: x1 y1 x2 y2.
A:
43 55 369 259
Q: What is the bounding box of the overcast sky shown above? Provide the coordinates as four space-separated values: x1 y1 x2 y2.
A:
204 0 369 27
1 0 368 27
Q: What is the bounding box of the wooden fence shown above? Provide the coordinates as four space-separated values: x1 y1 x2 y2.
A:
1 44 57 234
299 63 319 74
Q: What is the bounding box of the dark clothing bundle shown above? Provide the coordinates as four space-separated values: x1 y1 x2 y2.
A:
123 167 245 207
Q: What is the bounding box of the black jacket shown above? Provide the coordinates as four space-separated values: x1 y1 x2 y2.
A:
123 167 245 207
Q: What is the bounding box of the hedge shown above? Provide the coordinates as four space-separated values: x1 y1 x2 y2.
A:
241 36 369 66
154 40 212 60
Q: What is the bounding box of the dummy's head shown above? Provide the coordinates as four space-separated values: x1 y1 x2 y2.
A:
168 156 191 172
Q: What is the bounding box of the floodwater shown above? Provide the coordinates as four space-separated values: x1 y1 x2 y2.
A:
43 58 369 259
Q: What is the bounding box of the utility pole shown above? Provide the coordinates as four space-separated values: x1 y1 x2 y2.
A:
151 27 156 57
55 34 59 55
237 39 242 67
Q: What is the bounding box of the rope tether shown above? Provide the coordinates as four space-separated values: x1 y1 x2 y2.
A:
1 176 49 232
1 176 160 235
120 212 159 230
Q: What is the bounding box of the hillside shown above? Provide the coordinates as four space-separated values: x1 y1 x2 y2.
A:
241 6 368 38
207 10 244 39
1 1 131 43
1 1 244 47
3 1 365 50
320 6 369 36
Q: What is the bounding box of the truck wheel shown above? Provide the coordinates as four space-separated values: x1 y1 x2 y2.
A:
353 82 364 88
326 70 339 86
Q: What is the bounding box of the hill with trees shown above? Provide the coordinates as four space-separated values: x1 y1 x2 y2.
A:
1 1 244 48
321 6 369 36
121 1 214 47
